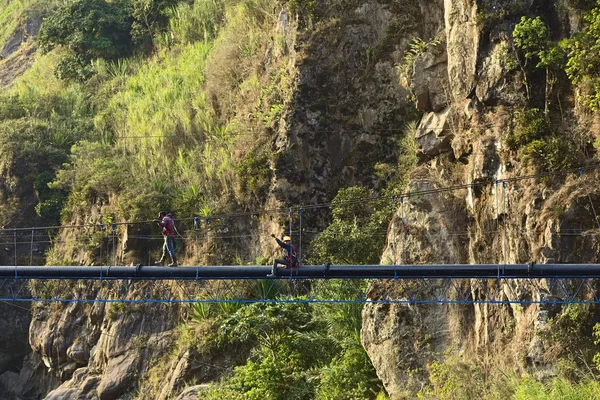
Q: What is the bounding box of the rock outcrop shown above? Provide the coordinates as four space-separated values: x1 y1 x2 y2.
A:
30 301 178 400
0 18 41 87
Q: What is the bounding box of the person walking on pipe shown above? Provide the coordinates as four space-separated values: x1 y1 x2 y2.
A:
268 233 298 277
156 211 178 267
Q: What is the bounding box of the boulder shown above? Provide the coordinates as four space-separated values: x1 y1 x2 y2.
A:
444 0 479 103
44 388 78 400
415 108 453 161
175 385 209 400
96 352 138 400
1 29 23 59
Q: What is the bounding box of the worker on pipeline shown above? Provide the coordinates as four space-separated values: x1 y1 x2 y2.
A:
268 233 299 277
155 211 178 267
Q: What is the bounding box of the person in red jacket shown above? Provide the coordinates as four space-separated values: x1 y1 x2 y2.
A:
268 234 298 277
156 211 178 267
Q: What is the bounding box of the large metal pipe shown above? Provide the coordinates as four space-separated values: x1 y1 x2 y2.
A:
2 263 600 280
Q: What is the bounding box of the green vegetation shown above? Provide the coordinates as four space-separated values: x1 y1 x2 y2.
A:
37 0 133 81
563 3 600 110
199 302 383 400
513 16 565 109
509 4 600 112
506 108 582 170
419 364 600 399
504 13 600 169
0 0 289 228
309 186 392 265
397 37 441 80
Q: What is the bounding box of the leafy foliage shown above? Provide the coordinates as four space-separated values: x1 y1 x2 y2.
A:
513 16 565 71
131 0 180 50
506 108 581 170
207 302 382 399
37 0 133 80
310 186 391 265
506 108 549 150
50 141 125 216
316 334 382 400
213 303 336 399
397 37 441 79
512 16 565 109
235 150 272 201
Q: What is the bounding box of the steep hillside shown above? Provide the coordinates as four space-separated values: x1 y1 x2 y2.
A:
2 0 600 399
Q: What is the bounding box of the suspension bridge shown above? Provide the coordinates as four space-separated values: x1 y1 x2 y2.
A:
1 165 600 305
1 263 600 304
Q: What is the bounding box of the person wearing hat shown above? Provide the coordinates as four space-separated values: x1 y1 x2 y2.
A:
156 211 178 267
268 233 298 277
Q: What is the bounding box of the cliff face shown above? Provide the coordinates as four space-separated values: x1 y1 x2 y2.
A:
360 0 600 398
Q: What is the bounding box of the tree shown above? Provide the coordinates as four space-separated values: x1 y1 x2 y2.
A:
564 4 600 110
37 0 133 81
310 186 391 265
131 0 180 51
513 16 566 113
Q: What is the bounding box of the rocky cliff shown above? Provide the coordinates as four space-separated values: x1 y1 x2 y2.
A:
361 0 600 398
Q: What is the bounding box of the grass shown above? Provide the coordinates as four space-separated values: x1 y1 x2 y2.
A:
419 362 600 400
0 0 31 49
1 0 286 229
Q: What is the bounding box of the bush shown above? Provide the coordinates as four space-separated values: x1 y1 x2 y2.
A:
212 303 338 399
37 0 133 80
0 95 26 120
521 136 580 170
50 140 125 203
131 0 180 51
506 108 549 150
563 3 600 110
34 172 65 223
317 345 382 400
310 186 392 265
235 150 272 201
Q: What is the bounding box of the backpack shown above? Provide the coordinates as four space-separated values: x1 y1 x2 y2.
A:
286 244 299 269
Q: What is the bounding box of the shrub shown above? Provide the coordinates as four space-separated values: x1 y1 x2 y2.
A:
563 3 600 110
309 186 391 265
0 95 26 120
235 150 272 201
37 0 133 80
521 136 580 170
317 343 382 400
34 171 64 223
50 140 125 203
131 0 180 51
506 108 549 150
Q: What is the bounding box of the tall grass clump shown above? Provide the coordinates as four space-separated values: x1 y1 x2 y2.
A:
205 0 279 118
166 0 224 45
